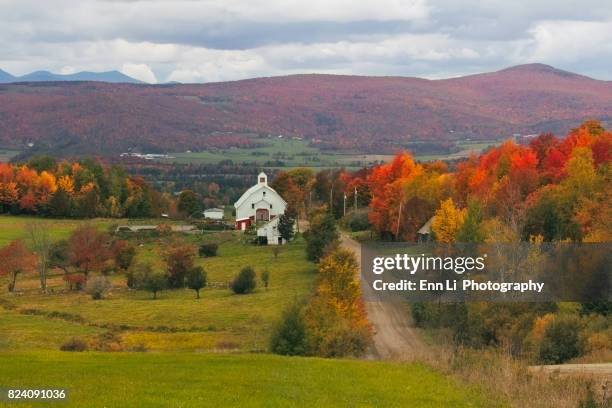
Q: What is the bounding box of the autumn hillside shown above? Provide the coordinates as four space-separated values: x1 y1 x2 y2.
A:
1 64 610 156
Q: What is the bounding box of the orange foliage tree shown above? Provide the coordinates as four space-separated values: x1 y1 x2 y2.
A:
0 240 37 292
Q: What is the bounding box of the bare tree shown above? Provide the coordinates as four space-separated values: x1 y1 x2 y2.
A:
26 222 51 292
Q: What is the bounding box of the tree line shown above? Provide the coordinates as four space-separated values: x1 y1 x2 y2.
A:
0 157 167 218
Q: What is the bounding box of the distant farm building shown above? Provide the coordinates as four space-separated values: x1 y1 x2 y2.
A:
115 225 198 234
203 208 224 220
234 172 289 245
417 216 434 242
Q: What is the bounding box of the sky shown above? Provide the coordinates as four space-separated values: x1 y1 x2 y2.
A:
1 0 611 83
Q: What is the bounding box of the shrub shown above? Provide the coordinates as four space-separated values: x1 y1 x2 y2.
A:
346 211 371 232
270 303 307 355
60 337 88 352
231 266 256 294
64 274 86 291
186 266 207 299
261 270 270 290
539 316 583 364
199 243 218 257
86 276 111 300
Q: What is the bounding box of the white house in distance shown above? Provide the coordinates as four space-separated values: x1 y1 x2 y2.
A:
234 172 288 244
203 207 224 220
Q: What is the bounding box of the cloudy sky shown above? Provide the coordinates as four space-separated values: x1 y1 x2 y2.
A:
1 0 611 83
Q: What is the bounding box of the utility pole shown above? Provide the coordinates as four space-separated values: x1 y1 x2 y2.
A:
354 186 357 212
343 193 346 217
395 200 403 241
329 184 334 214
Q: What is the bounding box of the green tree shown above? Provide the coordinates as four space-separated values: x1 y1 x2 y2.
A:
270 302 307 355
48 188 72 217
456 200 484 243
186 266 207 299
177 190 201 217
305 211 338 262
538 316 582 364
278 213 295 242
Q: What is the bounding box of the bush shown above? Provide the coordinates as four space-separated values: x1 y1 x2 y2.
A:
60 337 88 352
231 266 256 294
270 303 307 355
199 243 218 257
86 276 111 300
346 211 371 232
539 316 583 363
261 270 270 290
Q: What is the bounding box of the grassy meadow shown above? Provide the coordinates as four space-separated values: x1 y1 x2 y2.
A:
0 215 502 406
0 216 316 352
0 352 498 408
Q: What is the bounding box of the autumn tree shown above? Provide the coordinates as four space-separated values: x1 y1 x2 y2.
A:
26 222 52 291
68 226 112 279
0 240 36 292
302 248 371 357
111 240 136 271
164 244 196 288
431 198 466 244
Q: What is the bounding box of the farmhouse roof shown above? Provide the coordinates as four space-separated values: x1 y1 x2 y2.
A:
417 216 434 235
234 173 286 208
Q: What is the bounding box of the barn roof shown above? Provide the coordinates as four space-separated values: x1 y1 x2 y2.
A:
417 216 435 235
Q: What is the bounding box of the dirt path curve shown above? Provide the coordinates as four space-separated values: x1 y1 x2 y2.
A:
340 233 427 361
528 364 612 376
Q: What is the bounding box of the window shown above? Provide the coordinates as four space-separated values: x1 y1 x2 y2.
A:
263 191 266 196
270 204 273 209
252 203 255 209
260 177 265 183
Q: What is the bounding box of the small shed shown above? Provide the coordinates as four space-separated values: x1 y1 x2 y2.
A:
203 208 224 220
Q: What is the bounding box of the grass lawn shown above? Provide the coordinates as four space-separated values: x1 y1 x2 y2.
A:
0 220 316 352
0 352 500 407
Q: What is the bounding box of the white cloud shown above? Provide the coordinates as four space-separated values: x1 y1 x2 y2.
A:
525 20 612 62
0 0 611 81
121 63 158 83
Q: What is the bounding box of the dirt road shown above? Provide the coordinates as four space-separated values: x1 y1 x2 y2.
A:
529 364 612 376
340 234 427 361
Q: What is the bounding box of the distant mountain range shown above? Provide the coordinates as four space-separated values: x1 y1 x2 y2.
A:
0 68 142 84
0 63 610 157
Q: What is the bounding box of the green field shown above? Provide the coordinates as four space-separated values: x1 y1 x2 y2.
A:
164 137 503 169
0 216 316 352
0 352 498 407
0 215 500 406
0 148 20 163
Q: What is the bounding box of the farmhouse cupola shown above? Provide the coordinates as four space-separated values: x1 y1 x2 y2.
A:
258 172 268 186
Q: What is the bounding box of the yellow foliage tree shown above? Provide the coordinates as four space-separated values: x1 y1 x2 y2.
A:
57 175 75 194
431 198 466 243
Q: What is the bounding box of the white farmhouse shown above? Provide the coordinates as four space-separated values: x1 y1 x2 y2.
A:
234 172 288 244
203 208 224 220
